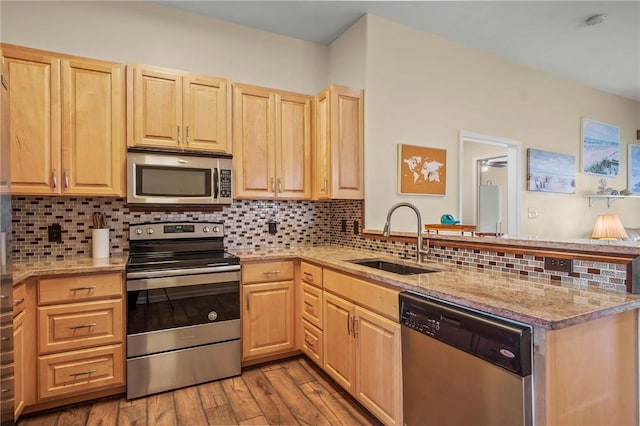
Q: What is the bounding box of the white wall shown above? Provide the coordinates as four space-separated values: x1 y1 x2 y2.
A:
327 14 367 90
1 1 328 94
361 15 640 238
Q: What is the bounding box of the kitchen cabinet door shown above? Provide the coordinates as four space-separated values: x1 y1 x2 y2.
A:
183 73 229 153
233 84 312 200
242 280 294 359
274 92 312 199
313 85 364 200
13 311 24 419
354 306 402 426
128 64 182 149
322 291 355 393
62 58 125 196
4 47 61 195
233 84 276 198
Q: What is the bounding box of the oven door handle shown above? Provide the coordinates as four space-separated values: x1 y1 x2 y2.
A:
126 264 240 279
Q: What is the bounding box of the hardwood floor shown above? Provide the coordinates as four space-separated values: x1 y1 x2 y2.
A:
17 357 381 426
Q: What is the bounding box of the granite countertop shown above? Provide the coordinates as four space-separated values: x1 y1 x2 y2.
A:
231 246 640 330
12 246 640 330
12 255 128 284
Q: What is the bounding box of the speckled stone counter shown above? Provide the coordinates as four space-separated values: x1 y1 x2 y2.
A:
231 245 640 329
12 255 128 285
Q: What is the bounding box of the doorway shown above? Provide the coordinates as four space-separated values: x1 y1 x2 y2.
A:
458 131 521 237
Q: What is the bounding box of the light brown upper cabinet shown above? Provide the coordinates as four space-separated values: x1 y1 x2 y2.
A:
233 83 312 199
313 85 364 199
127 64 230 153
3 44 125 196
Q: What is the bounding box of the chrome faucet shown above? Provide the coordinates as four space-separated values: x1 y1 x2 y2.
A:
382 202 429 263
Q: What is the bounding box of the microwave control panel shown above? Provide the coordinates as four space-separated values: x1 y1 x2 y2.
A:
219 169 232 198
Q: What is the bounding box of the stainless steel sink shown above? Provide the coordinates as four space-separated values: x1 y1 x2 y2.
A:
348 259 440 275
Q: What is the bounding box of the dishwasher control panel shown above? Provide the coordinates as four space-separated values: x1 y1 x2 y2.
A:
401 309 441 336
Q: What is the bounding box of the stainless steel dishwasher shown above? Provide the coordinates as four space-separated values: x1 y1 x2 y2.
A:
400 291 533 426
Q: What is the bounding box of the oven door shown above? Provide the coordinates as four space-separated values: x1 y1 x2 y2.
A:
126 269 240 357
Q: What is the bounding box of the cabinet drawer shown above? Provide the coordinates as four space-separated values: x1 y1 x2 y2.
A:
324 269 399 321
300 262 322 288
38 273 122 305
38 344 124 400
301 319 323 367
13 282 26 317
242 261 294 284
301 283 323 329
38 300 123 354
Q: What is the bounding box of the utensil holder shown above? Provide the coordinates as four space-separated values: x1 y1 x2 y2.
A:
92 228 110 258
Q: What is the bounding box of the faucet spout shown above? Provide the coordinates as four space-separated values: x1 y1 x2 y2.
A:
382 202 429 262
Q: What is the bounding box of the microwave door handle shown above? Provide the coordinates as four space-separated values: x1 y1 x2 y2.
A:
214 168 219 200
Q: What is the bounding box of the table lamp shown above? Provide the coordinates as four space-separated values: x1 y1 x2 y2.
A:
591 214 629 240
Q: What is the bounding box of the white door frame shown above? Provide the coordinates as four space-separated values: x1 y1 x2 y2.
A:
459 131 522 237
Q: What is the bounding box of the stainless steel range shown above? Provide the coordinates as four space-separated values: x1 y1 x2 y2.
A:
126 222 240 400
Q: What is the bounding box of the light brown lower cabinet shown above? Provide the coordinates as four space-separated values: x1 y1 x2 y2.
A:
37 344 124 400
13 310 25 419
242 281 295 359
321 270 402 426
241 261 296 361
14 272 124 420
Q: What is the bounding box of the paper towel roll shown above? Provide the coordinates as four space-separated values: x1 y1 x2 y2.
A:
92 228 110 258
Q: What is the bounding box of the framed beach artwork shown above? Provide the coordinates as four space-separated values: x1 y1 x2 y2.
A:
527 149 576 194
629 144 640 193
398 144 446 195
581 118 620 177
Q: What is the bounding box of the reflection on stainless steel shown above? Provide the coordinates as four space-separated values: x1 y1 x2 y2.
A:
127 339 240 400
126 222 241 400
127 319 240 358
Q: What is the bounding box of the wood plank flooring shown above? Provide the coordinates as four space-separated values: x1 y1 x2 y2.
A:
17 357 381 426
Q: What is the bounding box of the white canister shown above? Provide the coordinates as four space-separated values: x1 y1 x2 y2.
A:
92 228 110 258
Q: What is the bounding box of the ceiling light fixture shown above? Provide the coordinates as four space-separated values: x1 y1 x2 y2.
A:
585 14 607 26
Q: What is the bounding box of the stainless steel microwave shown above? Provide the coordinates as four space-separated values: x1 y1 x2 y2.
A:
127 149 232 205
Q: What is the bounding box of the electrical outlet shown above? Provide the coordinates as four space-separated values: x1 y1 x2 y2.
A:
544 257 573 273
48 224 62 243
353 220 360 235
268 220 277 235
341 220 347 233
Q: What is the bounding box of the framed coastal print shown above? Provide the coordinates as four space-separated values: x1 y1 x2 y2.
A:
629 144 640 193
398 144 446 195
582 118 620 177
527 148 576 194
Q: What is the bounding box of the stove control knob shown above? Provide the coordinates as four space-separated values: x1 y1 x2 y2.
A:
146 228 154 235
203 226 210 233
213 226 220 233
135 228 143 235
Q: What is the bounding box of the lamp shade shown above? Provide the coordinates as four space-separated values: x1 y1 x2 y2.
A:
591 214 629 240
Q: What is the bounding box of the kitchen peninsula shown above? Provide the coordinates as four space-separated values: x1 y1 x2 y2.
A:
14 242 638 425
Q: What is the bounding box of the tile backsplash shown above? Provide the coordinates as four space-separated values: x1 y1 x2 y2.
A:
12 196 631 292
11 196 332 260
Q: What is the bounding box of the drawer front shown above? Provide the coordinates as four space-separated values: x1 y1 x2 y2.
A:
38 300 123 355
301 283 322 329
324 269 399 321
13 282 26 317
242 261 294 284
39 273 123 305
38 344 124 400
300 262 322 288
301 319 322 367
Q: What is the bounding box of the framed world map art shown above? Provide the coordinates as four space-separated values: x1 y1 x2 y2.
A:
398 144 446 195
